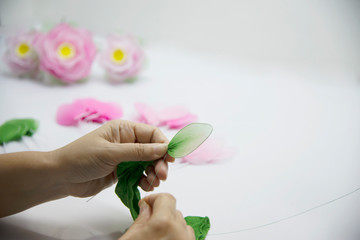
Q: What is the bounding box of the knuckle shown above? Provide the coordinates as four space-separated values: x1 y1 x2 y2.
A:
176 210 184 219
135 143 145 159
160 193 176 202
152 217 171 230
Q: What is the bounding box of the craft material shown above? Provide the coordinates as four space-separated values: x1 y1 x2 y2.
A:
35 23 96 84
3 31 39 77
167 123 213 158
0 118 39 145
99 35 144 83
115 123 213 238
56 98 123 126
185 216 211 240
181 137 234 164
209 185 360 236
134 103 197 129
115 161 152 220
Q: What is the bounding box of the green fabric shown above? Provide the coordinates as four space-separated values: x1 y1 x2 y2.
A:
167 123 213 158
185 216 211 240
0 119 39 145
115 161 152 220
115 123 213 236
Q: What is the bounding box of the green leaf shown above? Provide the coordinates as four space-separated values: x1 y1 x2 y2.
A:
0 119 39 145
185 216 211 240
168 123 213 158
115 161 152 220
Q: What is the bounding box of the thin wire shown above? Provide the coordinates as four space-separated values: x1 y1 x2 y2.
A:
21 137 31 150
209 185 360 236
29 135 41 150
86 193 97 202
32 134 49 151
1 142 6 153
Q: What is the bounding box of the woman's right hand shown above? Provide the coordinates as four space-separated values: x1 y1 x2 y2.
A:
120 193 195 240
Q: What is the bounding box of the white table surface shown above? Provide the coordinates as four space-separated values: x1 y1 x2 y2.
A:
0 46 360 240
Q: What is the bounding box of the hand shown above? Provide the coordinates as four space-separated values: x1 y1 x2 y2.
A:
52 120 174 198
120 193 195 240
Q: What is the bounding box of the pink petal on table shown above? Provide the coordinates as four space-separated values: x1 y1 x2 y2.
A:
134 102 160 125
158 106 190 125
181 138 235 164
56 103 84 126
56 98 123 126
166 113 198 129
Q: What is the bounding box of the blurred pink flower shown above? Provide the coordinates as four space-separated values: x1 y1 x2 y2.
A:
35 23 96 83
56 98 123 126
181 137 235 165
99 35 144 83
134 102 197 129
3 31 39 77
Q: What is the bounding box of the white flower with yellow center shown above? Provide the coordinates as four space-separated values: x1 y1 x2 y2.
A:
112 48 127 64
4 31 39 77
99 35 144 83
15 42 32 58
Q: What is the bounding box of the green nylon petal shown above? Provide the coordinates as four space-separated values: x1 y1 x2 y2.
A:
0 119 39 145
185 216 211 240
167 123 213 158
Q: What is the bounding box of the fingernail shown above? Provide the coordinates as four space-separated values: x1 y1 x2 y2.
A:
154 144 168 157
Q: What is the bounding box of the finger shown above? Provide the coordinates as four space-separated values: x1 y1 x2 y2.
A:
145 166 159 187
139 175 154 191
187 225 196 239
132 123 169 144
176 210 184 220
145 164 155 175
116 121 169 144
147 173 160 188
145 164 163 185
107 142 168 163
100 120 169 144
144 166 161 188
165 153 175 163
141 193 177 219
138 200 151 219
111 169 118 184
153 159 168 181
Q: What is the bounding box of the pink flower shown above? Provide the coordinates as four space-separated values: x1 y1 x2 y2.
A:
35 23 96 83
134 102 197 129
181 137 235 165
99 35 144 83
56 98 123 126
3 31 39 77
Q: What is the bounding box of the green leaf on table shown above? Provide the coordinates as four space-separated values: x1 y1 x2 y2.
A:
167 123 213 158
0 118 39 145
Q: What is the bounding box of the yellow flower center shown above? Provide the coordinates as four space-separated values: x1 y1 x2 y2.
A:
112 49 126 63
16 43 31 58
57 43 75 60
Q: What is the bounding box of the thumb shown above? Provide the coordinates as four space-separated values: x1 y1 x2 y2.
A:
108 143 168 163
135 201 151 223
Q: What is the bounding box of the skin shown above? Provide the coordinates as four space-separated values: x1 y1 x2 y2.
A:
121 193 195 240
0 120 194 239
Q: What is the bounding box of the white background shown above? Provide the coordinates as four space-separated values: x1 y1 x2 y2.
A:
0 0 360 239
